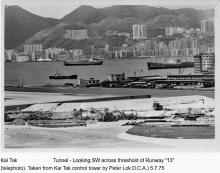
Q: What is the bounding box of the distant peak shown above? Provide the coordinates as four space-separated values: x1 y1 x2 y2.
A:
6 5 22 9
77 5 95 9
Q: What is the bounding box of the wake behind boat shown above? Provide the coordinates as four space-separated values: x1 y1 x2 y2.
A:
64 58 103 66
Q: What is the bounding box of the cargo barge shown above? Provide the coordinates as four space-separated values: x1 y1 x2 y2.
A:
49 71 77 79
147 62 194 69
64 58 103 66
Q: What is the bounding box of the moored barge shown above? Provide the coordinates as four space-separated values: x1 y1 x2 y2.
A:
147 62 194 69
49 71 77 79
64 58 103 66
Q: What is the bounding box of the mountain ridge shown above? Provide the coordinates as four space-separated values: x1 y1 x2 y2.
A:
5 5 58 49
5 5 214 50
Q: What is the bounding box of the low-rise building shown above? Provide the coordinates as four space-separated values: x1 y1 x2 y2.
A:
16 54 29 62
165 27 184 36
70 49 84 58
78 78 100 88
5 49 16 62
107 73 126 82
194 53 215 74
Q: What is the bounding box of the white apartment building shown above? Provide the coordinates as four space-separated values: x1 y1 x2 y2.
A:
24 44 43 53
201 18 214 34
132 24 147 40
65 30 89 40
45 48 65 54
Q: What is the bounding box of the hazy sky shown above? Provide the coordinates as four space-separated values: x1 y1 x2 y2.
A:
3 0 216 19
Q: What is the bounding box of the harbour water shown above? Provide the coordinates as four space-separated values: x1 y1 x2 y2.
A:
5 58 194 87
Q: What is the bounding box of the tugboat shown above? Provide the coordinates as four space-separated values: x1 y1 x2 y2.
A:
49 70 77 79
64 58 103 66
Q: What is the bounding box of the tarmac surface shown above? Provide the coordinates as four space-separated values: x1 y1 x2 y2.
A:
5 122 218 151
4 123 167 149
5 87 214 106
4 91 112 106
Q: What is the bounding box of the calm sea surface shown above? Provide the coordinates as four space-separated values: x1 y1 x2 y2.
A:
5 58 195 87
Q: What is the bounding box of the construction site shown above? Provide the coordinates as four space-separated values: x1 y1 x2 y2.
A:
4 91 216 149
5 94 215 128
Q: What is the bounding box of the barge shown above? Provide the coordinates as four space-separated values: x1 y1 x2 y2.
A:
147 62 194 69
49 71 77 79
64 58 103 66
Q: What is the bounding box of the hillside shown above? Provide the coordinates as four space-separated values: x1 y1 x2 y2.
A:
5 5 214 50
61 5 103 24
61 5 173 24
5 5 58 49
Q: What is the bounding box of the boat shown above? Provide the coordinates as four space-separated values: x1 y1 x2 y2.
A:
37 58 52 62
147 57 194 70
49 71 77 79
64 58 103 66
147 62 194 69
136 55 151 59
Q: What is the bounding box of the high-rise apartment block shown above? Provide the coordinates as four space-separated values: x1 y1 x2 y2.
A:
132 24 147 40
201 18 214 34
65 30 89 40
24 44 43 53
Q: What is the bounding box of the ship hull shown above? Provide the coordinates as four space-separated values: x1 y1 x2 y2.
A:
64 60 103 66
147 62 194 69
49 75 77 79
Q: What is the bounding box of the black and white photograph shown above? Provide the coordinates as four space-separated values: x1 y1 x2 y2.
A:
2 0 217 151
